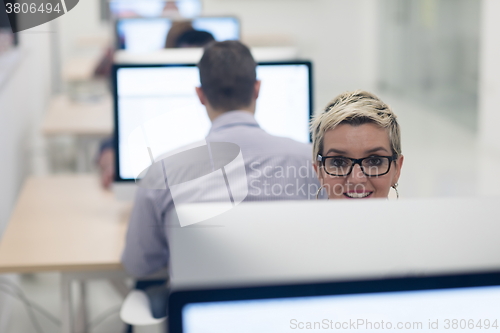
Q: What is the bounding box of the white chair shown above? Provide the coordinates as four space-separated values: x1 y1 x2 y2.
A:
120 290 167 326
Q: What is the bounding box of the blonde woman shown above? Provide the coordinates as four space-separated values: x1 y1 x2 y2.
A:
311 90 403 199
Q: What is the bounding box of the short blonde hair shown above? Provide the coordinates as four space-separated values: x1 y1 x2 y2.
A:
311 90 401 161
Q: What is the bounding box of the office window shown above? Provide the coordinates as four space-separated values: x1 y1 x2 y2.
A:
378 0 480 130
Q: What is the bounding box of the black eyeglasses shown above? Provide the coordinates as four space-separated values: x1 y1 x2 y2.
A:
317 154 398 177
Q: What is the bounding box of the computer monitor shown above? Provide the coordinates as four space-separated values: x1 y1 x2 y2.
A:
116 17 240 52
169 271 500 333
109 0 202 19
112 61 313 182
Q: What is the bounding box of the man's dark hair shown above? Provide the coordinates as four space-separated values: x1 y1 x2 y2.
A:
175 30 215 48
198 41 257 111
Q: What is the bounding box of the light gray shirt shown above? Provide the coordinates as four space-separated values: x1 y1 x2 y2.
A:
122 111 321 277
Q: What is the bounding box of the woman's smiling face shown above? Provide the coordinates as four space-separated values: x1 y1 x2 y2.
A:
314 123 403 199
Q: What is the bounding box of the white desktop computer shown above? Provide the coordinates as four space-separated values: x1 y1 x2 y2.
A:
112 61 313 200
115 16 240 52
166 197 500 332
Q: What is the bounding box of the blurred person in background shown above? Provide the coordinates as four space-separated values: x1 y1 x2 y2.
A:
175 29 215 48
164 20 194 48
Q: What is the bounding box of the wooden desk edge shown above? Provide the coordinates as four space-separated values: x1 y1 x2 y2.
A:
0 262 124 274
41 128 112 137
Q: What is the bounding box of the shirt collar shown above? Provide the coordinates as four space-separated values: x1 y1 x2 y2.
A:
209 111 259 133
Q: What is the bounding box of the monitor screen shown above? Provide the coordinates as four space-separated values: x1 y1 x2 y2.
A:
183 286 500 332
109 0 202 19
113 62 312 181
116 17 240 52
169 272 500 333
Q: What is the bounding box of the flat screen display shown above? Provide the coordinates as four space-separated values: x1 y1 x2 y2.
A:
113 62 312 181
182 285 500 333
116 17 240 52
109 0 202 19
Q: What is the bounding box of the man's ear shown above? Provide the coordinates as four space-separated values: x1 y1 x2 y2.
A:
195 86 207 106
254 80 261 100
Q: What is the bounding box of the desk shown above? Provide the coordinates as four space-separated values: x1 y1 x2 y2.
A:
62 54 103 83
42 95 112 137
42 95 113 172
114 46 299 64
0 175 131 333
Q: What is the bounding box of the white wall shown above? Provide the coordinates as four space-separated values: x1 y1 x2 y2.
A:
204 0 379 111
0 27 52 232
0 21 52 332
57 0 110 64
478 0 500 152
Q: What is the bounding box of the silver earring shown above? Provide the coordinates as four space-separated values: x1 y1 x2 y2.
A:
391 183 399 199
316 184 327 200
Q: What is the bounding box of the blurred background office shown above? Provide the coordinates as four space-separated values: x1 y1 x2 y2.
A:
1 0 500 332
